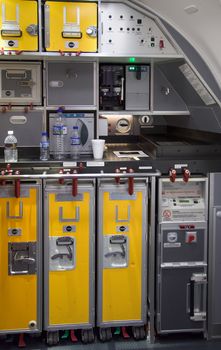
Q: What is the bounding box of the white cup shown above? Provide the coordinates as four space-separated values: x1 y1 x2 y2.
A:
91 139 105 159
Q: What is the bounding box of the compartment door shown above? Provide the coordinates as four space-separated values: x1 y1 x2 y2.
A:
99 186 147 324
0 187 39 331
0 0 38 51
46 188 94 327
159 268 206 332
45 1 97 52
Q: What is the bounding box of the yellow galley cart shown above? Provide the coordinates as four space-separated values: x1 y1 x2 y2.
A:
0 180 42 335
44 1 97 52
97 179 148 341
44 179 95 346
0 0 38 52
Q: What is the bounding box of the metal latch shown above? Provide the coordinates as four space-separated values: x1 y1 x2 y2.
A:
187 273 207 322
8 242 37 275
103 234 128 267
1 3 22 37
62 6 82 38
51 236 74 261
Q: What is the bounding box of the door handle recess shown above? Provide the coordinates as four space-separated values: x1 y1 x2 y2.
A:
59 206 80 222
216 211 221 218
6 201 23 219
14 254 36 264
115 205 130 223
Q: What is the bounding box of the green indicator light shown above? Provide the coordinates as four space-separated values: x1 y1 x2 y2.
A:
129 66 136 71
129 57 136 63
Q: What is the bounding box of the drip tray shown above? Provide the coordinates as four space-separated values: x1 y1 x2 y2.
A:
113 150 149 159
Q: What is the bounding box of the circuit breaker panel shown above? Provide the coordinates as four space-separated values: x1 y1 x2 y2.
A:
100 2 178 55
0 0 38 52
44 1 97 52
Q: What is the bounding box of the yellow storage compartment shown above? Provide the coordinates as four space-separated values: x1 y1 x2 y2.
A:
44 1 97 52
97 179 148 340
0 182 41 333
44 180 95 341
0 0 38 51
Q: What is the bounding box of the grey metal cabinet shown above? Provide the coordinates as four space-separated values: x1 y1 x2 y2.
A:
208 173 221 338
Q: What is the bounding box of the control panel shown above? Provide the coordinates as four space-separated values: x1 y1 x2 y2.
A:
0 62 41 105
159 178 207 223
100 2 178 55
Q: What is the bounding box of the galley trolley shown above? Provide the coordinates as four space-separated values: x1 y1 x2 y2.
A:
43 179 95 345
0 179 42 335
97 178 148 341
156 177 208 335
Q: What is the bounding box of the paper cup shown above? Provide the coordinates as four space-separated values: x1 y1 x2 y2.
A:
91 139 105 159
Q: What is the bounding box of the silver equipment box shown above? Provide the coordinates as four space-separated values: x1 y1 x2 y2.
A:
49 112 94 155
0 62 41 105
157 177 208 335
208 173 221 338
125 65 150 110
46 62 96 107
0 111 43 147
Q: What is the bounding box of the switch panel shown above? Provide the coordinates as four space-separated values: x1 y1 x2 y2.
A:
100 2 179 55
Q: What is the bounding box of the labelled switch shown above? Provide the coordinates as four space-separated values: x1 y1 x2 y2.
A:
185 231 197 243
159 39 164 49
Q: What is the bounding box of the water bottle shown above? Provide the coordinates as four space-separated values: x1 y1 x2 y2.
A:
52 107 67 160
40 132 50 161
4 130 18 163
70 126 80 159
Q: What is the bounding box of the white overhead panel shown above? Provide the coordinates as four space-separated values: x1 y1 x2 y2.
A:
100 2 179 56
137 0 221 92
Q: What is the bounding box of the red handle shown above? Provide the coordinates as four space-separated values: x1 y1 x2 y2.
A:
59 169 64 185
72 178 78 197
115 169 120 184
128 168 134 195
183 168 190 183
169 168 176 183
15 179 20 198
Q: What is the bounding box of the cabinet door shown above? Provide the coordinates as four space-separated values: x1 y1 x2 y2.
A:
154 66 188 112
0 184 41 332
47 62 95 107
208 173 221 338
158 268 206 333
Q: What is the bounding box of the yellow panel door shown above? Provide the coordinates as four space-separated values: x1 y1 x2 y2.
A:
48 191 91 326
0 0 38 51
101 190 144 323
45 1 97 52
0 187 38 331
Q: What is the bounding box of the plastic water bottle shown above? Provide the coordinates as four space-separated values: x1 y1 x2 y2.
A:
70 126 80 159
52 107 67 160
4 130 18 163
40 132 50 161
